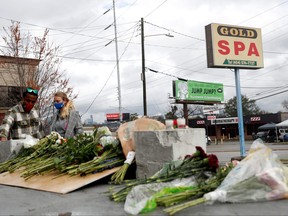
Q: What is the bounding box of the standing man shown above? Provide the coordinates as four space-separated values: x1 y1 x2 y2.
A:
0 87 45 141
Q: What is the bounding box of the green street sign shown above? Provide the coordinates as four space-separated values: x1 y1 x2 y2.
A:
174 80 224 102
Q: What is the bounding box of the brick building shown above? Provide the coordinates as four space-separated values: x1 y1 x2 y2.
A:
0 55 40 123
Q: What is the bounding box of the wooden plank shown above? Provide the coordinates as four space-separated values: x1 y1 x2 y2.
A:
0 167 120 194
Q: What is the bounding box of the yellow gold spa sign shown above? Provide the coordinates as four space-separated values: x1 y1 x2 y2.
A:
205 23 264 69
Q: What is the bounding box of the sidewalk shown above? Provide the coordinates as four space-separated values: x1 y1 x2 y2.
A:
0 174 287 216
0 139 288 216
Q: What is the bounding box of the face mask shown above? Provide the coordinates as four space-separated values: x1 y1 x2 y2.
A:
24 103 34 113
54 102 64 110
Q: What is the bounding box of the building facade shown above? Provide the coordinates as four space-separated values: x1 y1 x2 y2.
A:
188 112 288 140
0 55 40 124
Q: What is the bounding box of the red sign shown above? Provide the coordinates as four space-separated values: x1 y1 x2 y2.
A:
207 115 216 120
251 117 260 121
106 113 130 121
197 120 205 125
106 113 120 120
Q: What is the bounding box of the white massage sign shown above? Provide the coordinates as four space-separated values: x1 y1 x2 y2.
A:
205 23 264 69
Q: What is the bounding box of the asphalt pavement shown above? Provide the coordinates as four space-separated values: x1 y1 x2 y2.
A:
0 139 288 216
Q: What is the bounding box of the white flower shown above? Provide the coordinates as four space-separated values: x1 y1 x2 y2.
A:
55 139 62 145
99 136 119 147
48 131 63 140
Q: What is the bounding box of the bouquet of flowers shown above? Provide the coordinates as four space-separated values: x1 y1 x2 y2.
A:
163 139 288 215
110 146 218 201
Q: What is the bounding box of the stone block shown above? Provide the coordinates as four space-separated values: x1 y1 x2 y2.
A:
134 128 206 178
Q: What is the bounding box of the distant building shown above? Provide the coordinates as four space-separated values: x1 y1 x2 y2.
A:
84 115 95 125
188 112 288 140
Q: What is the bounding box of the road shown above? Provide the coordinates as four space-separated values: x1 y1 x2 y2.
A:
207 139 288 164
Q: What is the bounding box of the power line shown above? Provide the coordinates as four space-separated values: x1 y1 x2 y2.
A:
145 21 205 41
144 0 169 18
254 89 288 101
146 67 283 90
80 65 116 117
238 0 288 25
0 16 112 41
80 10 138 116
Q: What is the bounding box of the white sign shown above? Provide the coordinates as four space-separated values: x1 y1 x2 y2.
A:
203 105 220 114
205 23 264 69
211 117 238 125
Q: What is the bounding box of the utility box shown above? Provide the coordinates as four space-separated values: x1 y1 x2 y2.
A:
0 140 24 163
134 128 206 178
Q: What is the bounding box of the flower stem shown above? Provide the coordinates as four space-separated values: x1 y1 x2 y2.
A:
163 197 206 215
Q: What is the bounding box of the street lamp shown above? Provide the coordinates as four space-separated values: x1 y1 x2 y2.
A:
141 17 174 116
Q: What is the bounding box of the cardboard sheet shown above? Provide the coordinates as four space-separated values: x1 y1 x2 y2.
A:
0 166 120 194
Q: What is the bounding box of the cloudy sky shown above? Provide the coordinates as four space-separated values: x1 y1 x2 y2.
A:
0 0 288 123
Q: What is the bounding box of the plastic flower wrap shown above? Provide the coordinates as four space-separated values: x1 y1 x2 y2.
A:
111 146 221 211
124 177 199 215
122 147 223 215
204 139 288 204
23 135 39 148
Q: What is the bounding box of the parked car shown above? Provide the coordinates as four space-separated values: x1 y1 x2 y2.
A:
278 128 288 142
279 133 288 142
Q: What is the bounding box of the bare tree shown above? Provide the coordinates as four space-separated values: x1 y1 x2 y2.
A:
0 21 76 118
181 105 202 118
165 105 179 119
165 104 202 119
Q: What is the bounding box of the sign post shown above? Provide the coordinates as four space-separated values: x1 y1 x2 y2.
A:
234 68 245 156
205 23 264 157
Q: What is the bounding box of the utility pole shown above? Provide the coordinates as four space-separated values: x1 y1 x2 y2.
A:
141 17 147 116
113 0 122 121
140 18 174 117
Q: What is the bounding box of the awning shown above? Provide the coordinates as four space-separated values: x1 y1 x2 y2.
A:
257 122 276 131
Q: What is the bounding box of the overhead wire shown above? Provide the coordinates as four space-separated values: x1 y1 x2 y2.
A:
57 7 111 47
145 21 205 42
238 0 288 25
140 2 288 107
144 0 169 18
60 20 138 55
81 15 139 115
61 1 143 115
1 1 288 116
62 23 138 57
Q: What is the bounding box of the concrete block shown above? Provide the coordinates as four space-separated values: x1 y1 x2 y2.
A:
134 128 206 178
0 140 24 162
